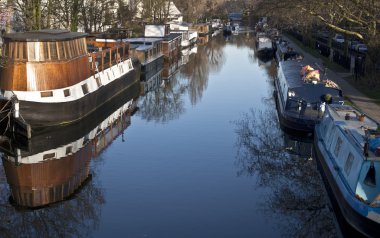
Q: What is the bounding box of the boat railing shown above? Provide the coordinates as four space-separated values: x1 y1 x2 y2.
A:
286 98 325 120
89 43 129 75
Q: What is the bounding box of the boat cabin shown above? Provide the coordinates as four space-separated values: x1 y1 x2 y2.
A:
0 29 131 92
276 41 343 120
124 38 163 66
318 104 380 206
0 30 89 91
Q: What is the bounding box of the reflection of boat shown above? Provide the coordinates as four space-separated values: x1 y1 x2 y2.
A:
140 69 163 95
314 104 380 237
162 53 181 80
274 41 343 133
0 30 140 134
223 25 232 36
0 81 140 208
124 37 164 81
232 23 239 35
255 32 274 60
197 35 209 46
180 44 198 66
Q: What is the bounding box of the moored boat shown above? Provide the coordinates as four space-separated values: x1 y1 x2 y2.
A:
314 104 380 237
0 82 139 208
0 29 140 134
274 41 343 133
255 32 274 60
124 37 164 81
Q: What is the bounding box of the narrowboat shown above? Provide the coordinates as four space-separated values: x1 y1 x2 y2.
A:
143 25 182 79
255 32 274 60
168 21 198 46
314 104 380 237
124 37 164 81
274 41 343 133
0 81 139 208
0 29 140 133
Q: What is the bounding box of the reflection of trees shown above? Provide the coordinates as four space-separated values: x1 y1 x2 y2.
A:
205 34 226 73
181 33 257 105
234 108 337 237
0 159 104 238
137 73 187 122
185 46 210 105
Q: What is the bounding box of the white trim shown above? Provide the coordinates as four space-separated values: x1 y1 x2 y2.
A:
3 59 134 103
5 99 134 164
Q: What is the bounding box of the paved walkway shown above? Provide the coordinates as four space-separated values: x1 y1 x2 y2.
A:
283 36 380 124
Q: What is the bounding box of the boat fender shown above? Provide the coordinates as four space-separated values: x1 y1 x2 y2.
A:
370 193 380 207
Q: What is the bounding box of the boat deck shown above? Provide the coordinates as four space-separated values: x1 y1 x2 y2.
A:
328 104 380 160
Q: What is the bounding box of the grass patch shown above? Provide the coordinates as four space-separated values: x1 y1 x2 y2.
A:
284 33 348 73
343 75 380 104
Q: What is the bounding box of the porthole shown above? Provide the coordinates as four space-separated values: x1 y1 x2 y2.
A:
41 91 53 97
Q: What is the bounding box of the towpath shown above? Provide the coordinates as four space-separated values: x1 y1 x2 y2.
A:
283 35 380 124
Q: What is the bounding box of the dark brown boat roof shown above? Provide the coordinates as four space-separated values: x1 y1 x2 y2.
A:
3 29 87 42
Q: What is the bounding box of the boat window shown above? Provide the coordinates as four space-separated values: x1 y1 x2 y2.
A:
41 42 49 60
334 137 343 157
50 42 58 59
63 89 71 97
27 42 36 61
81 84 89 95
95 76 102 87
41 91 53 97
43 152 56 160
57 41 64 59
344 153 354 175
66 146 72 155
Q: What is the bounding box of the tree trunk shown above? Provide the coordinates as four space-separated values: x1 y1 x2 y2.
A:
70 0 80 32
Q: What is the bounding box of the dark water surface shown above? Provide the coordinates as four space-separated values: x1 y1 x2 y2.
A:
0 32 339 237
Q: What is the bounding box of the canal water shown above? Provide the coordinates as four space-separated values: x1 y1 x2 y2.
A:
0 31 340 237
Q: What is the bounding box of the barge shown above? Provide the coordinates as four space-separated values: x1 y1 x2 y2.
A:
0 81 139 208
0 29 140 135
314 104 380 237
255 32 274 61
124 37 164 81
274 41 343 134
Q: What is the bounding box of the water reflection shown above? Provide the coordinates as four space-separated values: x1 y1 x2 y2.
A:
234 107 337 237
137 54 187 123
0 81 140 236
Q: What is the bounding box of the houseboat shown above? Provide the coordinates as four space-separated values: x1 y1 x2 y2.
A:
255 32 274 60
314 104 380 237
274 41 343 133
0 82 139 208
190 23 211 36
168 21 198 46
0 29 140 136
124 37 164 81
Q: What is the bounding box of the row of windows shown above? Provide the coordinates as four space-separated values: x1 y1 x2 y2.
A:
6 38 87 62
41 82 91 98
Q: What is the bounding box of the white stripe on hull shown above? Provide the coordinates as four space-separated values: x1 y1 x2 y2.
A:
7 99 135 164
3 58 134 103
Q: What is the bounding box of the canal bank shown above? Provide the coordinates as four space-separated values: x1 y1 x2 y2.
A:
282 35 380 124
